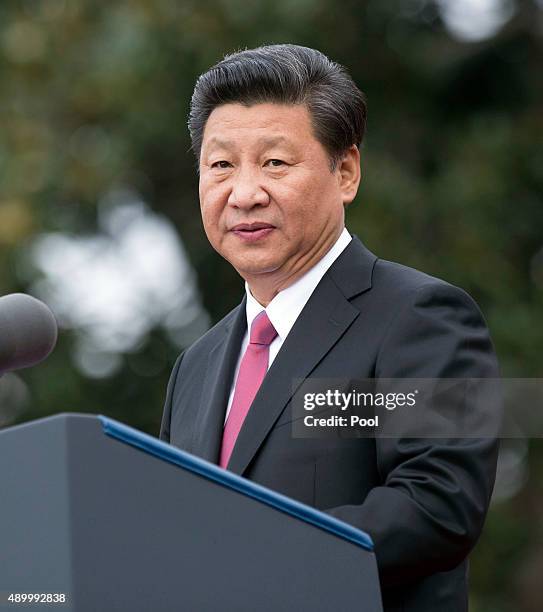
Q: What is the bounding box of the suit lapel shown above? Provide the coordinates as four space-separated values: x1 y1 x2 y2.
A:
191 299 247 464
226 236 377 475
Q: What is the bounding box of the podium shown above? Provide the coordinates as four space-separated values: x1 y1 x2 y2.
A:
0 414 382 611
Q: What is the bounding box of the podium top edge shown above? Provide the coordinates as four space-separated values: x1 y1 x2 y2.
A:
98 415 374 553
0 412 98 435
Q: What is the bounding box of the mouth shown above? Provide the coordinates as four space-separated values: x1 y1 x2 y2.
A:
230 222 276 242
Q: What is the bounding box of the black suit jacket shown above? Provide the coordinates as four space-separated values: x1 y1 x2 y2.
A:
160 236 499 611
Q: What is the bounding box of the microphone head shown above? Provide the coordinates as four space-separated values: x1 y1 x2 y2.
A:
0 293 58 374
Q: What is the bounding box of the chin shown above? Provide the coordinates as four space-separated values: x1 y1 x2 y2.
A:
233 258 281 278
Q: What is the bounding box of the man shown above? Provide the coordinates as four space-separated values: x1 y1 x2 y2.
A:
160 44 499 611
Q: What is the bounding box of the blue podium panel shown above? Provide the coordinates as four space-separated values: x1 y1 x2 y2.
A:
0 414 382 612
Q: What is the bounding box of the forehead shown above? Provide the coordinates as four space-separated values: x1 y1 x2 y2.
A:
201 103 318 151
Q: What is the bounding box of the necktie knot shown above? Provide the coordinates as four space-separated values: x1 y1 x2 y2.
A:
250 311 277 346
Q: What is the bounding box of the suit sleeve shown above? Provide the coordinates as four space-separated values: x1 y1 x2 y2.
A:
325 282 500 586
159 352 184 443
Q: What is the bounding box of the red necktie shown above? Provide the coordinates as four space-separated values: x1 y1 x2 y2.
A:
219 311 277 468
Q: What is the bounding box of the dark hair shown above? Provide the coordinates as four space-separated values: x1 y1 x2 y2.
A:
188 44 367 170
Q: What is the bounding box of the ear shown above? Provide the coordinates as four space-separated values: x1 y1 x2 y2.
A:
337 145 361 206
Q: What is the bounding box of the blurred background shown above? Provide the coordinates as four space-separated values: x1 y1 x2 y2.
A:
1 0 542 609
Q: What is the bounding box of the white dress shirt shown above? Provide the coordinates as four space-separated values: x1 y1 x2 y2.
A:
224 228 352 424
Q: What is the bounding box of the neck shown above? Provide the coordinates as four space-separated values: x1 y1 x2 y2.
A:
245 226 344 307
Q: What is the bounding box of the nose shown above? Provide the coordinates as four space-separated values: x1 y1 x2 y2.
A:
227 166 270 210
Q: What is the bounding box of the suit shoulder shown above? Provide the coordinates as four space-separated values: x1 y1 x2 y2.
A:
368 258 492 340
183 303 242 357
372 258 475 304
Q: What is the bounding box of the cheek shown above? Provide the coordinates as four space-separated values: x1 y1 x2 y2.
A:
282 168 333 205
301 174 342 215
280 181 324 223
200 205 221 241
275 179 314 218
200 187 226 227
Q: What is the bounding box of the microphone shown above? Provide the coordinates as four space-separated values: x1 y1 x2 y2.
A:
0 293 58 375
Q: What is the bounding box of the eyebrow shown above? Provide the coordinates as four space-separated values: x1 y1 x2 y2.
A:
205 135 294 151
205 137 235 151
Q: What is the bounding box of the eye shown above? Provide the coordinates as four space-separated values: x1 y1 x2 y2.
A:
211 160 232 169
265 159 285 168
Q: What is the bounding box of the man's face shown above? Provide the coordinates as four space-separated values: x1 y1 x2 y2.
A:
198 103 359 293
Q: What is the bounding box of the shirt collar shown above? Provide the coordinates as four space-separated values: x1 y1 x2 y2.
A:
245 228 352 340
